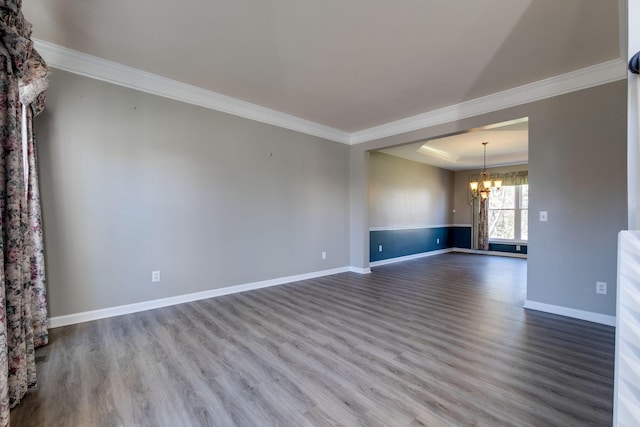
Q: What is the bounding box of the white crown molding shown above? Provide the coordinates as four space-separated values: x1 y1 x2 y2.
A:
34 39 351 145
350 58 628 144
35 39 626 146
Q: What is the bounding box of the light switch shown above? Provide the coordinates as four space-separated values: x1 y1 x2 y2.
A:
539 211 548 222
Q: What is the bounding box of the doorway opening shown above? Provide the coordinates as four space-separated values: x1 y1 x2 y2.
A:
367 117 529 265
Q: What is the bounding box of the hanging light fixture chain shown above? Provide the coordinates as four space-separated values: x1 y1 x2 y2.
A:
470 141 499 200
483 142 487 171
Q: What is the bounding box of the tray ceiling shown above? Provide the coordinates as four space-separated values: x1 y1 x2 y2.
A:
23 0 623 134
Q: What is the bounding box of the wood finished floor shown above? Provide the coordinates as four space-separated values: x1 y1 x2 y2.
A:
11 254 615 427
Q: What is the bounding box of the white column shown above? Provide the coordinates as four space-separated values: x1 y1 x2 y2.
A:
628 0 640 230
615 231 640 426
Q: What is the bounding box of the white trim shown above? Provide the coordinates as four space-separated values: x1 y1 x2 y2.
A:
370 248 453 267
619 0 628 61
48 266 350 328
489 239 528 245
452 248 527 259
34 40 351 145
350 59 627 144
523 300 616 327
34 39 626 146
348 266 372 274
369 224 470 232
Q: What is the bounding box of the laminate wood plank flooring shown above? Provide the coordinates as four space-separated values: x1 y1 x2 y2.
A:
11 253 615 426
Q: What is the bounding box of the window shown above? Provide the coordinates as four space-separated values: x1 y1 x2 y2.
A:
488 184 528 242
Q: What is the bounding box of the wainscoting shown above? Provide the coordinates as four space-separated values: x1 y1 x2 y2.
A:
370 226 527 262
12 253 613 426
369 225 471 262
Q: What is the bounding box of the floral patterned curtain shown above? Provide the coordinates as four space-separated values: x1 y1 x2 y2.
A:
25 93 48 349
478 198 489 250
469 170 527 251
0 1 49 425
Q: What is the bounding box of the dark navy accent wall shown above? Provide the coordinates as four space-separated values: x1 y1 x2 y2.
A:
489 243 528 254
369 227 527 262
370 228 446 262
452 227 472 249
370 226 472 262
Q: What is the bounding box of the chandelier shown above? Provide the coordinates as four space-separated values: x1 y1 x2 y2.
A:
469 142 502 199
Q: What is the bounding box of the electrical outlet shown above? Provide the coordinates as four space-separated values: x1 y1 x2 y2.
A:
152 271 160 282
596 281 607 295
539 211 548 222
516 245 521 251
437 238 440 244
322 251 326 260
378 245 383 252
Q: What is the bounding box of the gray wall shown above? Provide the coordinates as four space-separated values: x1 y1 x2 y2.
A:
37 70 626 319
526 82 626 315
369 152 454 228
350 80 627 316
453 164 528 225
38 70 350 317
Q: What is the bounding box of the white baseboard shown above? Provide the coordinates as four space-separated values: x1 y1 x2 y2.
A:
523 300 616 326
452 248 527 259
349 266 372 274
370 248 453 267
48 266 352 328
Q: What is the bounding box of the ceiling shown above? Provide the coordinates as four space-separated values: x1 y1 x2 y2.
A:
23 1 622 134
378 118 528 171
